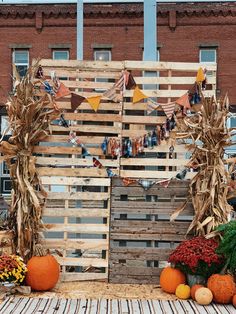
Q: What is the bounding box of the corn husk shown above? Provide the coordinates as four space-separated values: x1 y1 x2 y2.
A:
171 95 233 237
1 63 59 260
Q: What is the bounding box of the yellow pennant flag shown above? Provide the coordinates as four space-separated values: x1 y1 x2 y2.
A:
133 86 148 103
86 95 102 112
196 67 205 83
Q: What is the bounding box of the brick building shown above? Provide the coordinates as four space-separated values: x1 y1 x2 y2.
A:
0 2 236 104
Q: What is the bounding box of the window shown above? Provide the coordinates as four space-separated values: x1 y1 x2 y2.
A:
12 50 29 78
94 50 112 90
52 50 69 60
199 49 216 63
94 50 111 62
52 50 69 80
199 49 216 76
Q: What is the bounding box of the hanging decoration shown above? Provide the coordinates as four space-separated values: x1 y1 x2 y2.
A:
161 102 176 119
146 98 159 115
196 67 205 83
133 86 149 103
70 93 86 112
55 82 71 99
125 72 136 90
58 114 69 128
175 93 191 109
86 95 102 112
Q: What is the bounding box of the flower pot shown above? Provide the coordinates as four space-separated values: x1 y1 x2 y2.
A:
186 273 207 287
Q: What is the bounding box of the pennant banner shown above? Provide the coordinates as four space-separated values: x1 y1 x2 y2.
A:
122 177 137 186
133 86 148 104
126 72 136 90
161 101 176 119
86 95 102 112
146 98 159 115
175 93 191 109
55 82 71 99
71 93 86 111
196 67 205 83
103 85 122 103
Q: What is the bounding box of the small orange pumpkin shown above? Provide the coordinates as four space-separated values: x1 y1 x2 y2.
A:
190 284 204 300
207 274 235 304
232 295 236 308
195 287 213 305
160 266 185 294
26 244 60 291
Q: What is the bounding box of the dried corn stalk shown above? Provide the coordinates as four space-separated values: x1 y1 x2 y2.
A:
172 95 233 236
0 64 59 260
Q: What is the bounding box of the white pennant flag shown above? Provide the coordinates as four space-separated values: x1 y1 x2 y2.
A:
146 98 159 115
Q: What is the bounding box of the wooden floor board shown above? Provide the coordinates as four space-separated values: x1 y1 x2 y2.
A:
0 297 235 314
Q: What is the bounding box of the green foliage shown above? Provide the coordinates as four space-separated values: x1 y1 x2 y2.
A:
216 220 236 274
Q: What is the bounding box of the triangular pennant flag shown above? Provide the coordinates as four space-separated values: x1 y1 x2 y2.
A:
126 72 136 90
138 179 155 190
86 95 102 112
106 168 116 177
161 102 176 119
133 86 148 104
175 93 191 109
103 85 122 103
58 114 69 128
71 93 85 111
35 65 44 79
196 67 205 83
146 98 159 115
114 73 125 91
55 82 71 99
157 179 171 188
122 177 137 186
93 157 103 169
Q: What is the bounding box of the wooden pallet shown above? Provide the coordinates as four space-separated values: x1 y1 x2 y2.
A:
0 297 235 314
109 177 194 284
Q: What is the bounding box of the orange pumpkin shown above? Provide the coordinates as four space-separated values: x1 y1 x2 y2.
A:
232 295 236 308
190 284 204 300
160 266 186 294
26 244 60 291
195 287 213 305
207 274 235 304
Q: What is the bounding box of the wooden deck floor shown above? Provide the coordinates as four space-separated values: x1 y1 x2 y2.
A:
0 297 235 314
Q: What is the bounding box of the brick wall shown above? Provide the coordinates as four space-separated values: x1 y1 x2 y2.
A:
0 2 236 104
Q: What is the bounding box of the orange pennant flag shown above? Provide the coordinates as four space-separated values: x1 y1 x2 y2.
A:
196 67 205 83
133 86 148 104
175 93 191 109
86 95 102 112
55 82 71 99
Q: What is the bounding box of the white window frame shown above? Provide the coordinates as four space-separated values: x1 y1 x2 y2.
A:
199 49 216 77
94 50 112 91
94 50 111 62
12 49 29 78
52 50 70 60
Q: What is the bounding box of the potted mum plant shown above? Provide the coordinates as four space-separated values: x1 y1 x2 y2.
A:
168 236 225 287
0 255 27 288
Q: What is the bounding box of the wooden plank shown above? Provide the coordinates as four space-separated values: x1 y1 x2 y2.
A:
110 247 172 261
43 208 109 218
44 238 108 250
120 158 189 166
38 167 118 177
46 191 109 200
109 265 162 277
119 170 195 179
62 113 121 122
124 60 216 72
51 124 121 134
39 59 124 70
122 115 166 125
42 135 119 144
33 146 82 155
61 272 107 282
56 256 107 267
36 157 119 168
134 76 216 85
110 233 189 241
45 223 109 234
41 177 110 186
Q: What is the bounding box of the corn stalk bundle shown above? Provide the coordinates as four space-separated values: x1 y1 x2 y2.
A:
172 95 233 237
0 64 59 260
